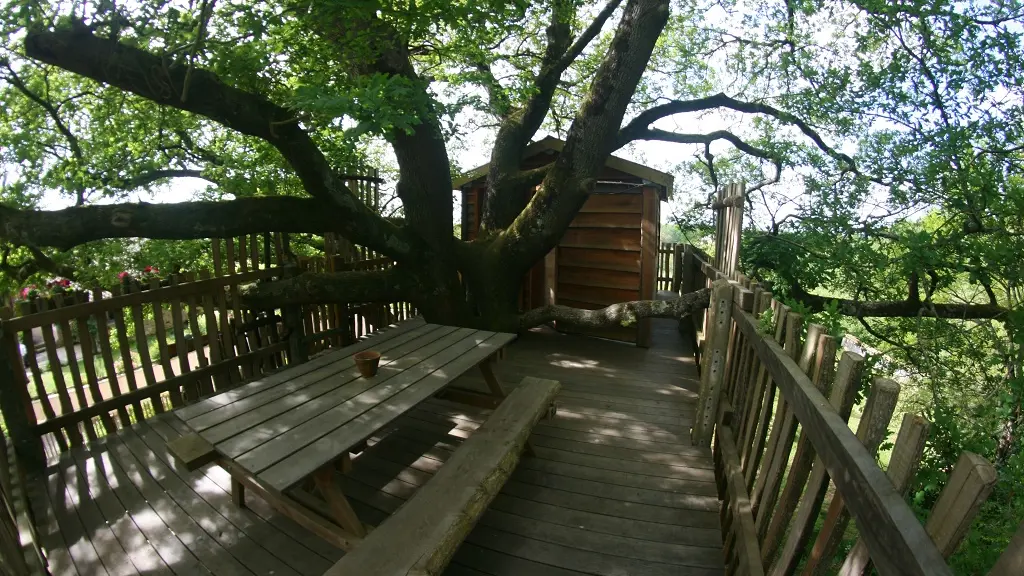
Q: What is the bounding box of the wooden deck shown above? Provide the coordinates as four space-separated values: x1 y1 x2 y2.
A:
26 316 723 575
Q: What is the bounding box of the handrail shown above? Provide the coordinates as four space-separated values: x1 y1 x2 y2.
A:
731 302 951 575
4 268 279 332
677 241 997 575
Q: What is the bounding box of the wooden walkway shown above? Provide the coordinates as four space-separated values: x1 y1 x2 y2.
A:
26 316 723 575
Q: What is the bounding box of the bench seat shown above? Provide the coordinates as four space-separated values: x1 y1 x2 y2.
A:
323 376 560 576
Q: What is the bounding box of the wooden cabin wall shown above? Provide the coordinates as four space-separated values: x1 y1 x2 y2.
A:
458 184 659 346
555 190 645 343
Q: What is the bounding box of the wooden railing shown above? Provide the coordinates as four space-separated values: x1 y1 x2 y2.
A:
0 232 415 472
677 244 1002 575
0 432 45 575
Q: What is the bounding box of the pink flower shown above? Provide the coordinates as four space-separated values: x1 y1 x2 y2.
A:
21 285 35 297
118 271 130 279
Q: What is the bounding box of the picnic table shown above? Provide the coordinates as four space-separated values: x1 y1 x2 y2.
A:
167 318 520 550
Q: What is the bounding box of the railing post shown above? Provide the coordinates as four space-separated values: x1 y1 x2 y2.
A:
671 243 683 293
692 280 733 448
0 309 43 472
989 520 1024 576
280 265 309 366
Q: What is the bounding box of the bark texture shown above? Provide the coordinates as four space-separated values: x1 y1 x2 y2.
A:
792 284 1009 319
520 288 711 330
238 267 414 309
0 198 343 250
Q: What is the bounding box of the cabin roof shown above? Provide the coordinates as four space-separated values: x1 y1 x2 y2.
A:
453 136 673 201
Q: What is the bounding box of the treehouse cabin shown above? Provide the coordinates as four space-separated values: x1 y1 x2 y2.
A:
455 137 672 346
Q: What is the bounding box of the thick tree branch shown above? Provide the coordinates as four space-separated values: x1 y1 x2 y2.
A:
502 0 672 271
238 267 414 309
481 1 576 230
520 288 711 329
623 127 777 161
0 197 345 251
113 168 215 189
790 282 1009 320
552 0 625 74
24 26 410 258
308 8 453 250
0 245 78 282
617 92 870 177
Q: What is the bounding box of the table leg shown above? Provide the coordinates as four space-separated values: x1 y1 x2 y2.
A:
480 358 538 456
314 468 367 538
231 478 246 508
337 453 353 474
479 357 507 398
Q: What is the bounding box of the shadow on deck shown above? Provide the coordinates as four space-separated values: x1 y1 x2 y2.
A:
27 317 723 576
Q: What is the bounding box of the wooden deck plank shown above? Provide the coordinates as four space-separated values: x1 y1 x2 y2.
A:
61 452 170 576
138 420 335 576
57 459 143 576
102 432 253 576
366 428 717 493
450 543 593 576
116 428 297 576
45 462 105 575
69 445 214 576
29 317 721 576
160 416 344 564
25 475 79 576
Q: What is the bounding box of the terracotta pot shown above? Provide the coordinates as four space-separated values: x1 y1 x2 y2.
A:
354 350 381 378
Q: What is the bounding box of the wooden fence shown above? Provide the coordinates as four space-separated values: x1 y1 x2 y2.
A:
0 231 415 472
666 182 1012 575
0 433 45 576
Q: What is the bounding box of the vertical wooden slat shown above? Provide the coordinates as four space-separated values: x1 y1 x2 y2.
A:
221 239 241 385
167 275 197 403
231 277 256 379
743 308 796 490
832 413 930 576
922 452 997 557
36 299 82 447
51 295 95 441
693 280 734 447
0 307 43 469
198 271 228 391
150 278 183 408
184 273 214 397
988 521 1024 576
250 234 259 271
804 378 901 575
770 350 864 575
238 234 249 273
762 332 839 560
73 304 113 435
752 324 822 538
110 286 145 423
126 283 163 415
212 238 224 277
17 303 60 452
90 290 130 427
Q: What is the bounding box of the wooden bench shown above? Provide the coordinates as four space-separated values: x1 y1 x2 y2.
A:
322 376 560 576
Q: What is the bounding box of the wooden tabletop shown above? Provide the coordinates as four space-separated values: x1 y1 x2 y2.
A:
172 318 516 491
